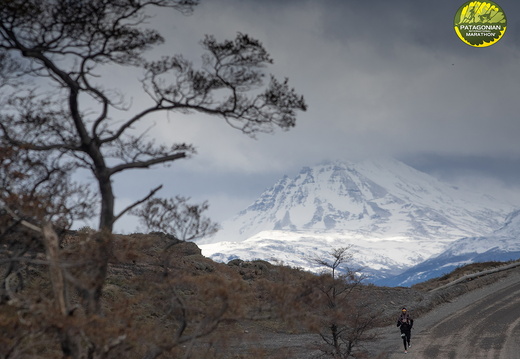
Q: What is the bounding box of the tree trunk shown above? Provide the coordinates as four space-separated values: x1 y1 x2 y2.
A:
331 323 341 358
42 223 82 358
42 222 68 315
98 173 115 232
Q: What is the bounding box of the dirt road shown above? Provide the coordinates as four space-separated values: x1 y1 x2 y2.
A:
377 269 520 358
232 266 520 358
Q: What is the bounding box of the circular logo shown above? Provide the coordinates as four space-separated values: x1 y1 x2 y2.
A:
454 1 507 47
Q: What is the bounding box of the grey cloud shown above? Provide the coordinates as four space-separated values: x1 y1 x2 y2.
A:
113 0 520 231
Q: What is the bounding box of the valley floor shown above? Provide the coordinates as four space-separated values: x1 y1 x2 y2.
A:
371 266 520 358
227 264 520 358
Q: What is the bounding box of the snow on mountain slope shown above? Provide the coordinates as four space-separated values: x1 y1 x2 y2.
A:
380 210 520 286
197 158 514 282
201 230 451 279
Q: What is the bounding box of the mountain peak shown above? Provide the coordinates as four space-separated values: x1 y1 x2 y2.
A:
207 158 507 243
198 158 514 283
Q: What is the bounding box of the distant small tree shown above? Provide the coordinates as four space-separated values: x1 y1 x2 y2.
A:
131 196 219 244
307 247 381 358
131 195 220 273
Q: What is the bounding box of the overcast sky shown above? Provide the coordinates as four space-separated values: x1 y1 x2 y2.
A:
108 0 520 232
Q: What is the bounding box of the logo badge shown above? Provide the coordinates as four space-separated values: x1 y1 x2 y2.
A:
454 1 507 47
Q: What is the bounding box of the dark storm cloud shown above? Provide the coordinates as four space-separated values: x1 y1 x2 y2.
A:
114 0 520 230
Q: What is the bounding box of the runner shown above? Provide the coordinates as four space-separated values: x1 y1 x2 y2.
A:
397 307 413 353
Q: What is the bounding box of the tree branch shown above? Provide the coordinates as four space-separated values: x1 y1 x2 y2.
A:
114 185 163 223
0 203 42 233
109 152 188 175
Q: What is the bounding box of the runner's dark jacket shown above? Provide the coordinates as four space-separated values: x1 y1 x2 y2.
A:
397 313 413 332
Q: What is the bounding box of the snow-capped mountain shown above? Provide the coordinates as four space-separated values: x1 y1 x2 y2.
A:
198 158 514 283
378 209 520 286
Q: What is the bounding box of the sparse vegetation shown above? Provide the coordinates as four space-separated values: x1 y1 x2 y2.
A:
411 260 514 291
1 228 519 358
304 247 382 358
0 1 306 357
1 1 517 358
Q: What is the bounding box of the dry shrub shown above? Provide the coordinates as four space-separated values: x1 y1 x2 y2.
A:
0 228 255 359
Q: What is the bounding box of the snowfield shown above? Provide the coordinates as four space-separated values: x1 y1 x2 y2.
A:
197 158 519 285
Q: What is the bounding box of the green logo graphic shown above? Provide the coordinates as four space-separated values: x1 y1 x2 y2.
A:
454 1 507 47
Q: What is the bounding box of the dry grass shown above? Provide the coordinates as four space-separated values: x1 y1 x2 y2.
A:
411 260 515 291
2 231 518 358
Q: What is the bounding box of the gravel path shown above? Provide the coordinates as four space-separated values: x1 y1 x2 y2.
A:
371 267 520 358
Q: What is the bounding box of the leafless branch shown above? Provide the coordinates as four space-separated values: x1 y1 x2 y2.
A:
114 185 163 223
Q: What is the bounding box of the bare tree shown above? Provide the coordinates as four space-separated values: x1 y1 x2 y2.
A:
0 1 306 358
308 247 380 358
0 0 307 233
131 196 219 243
